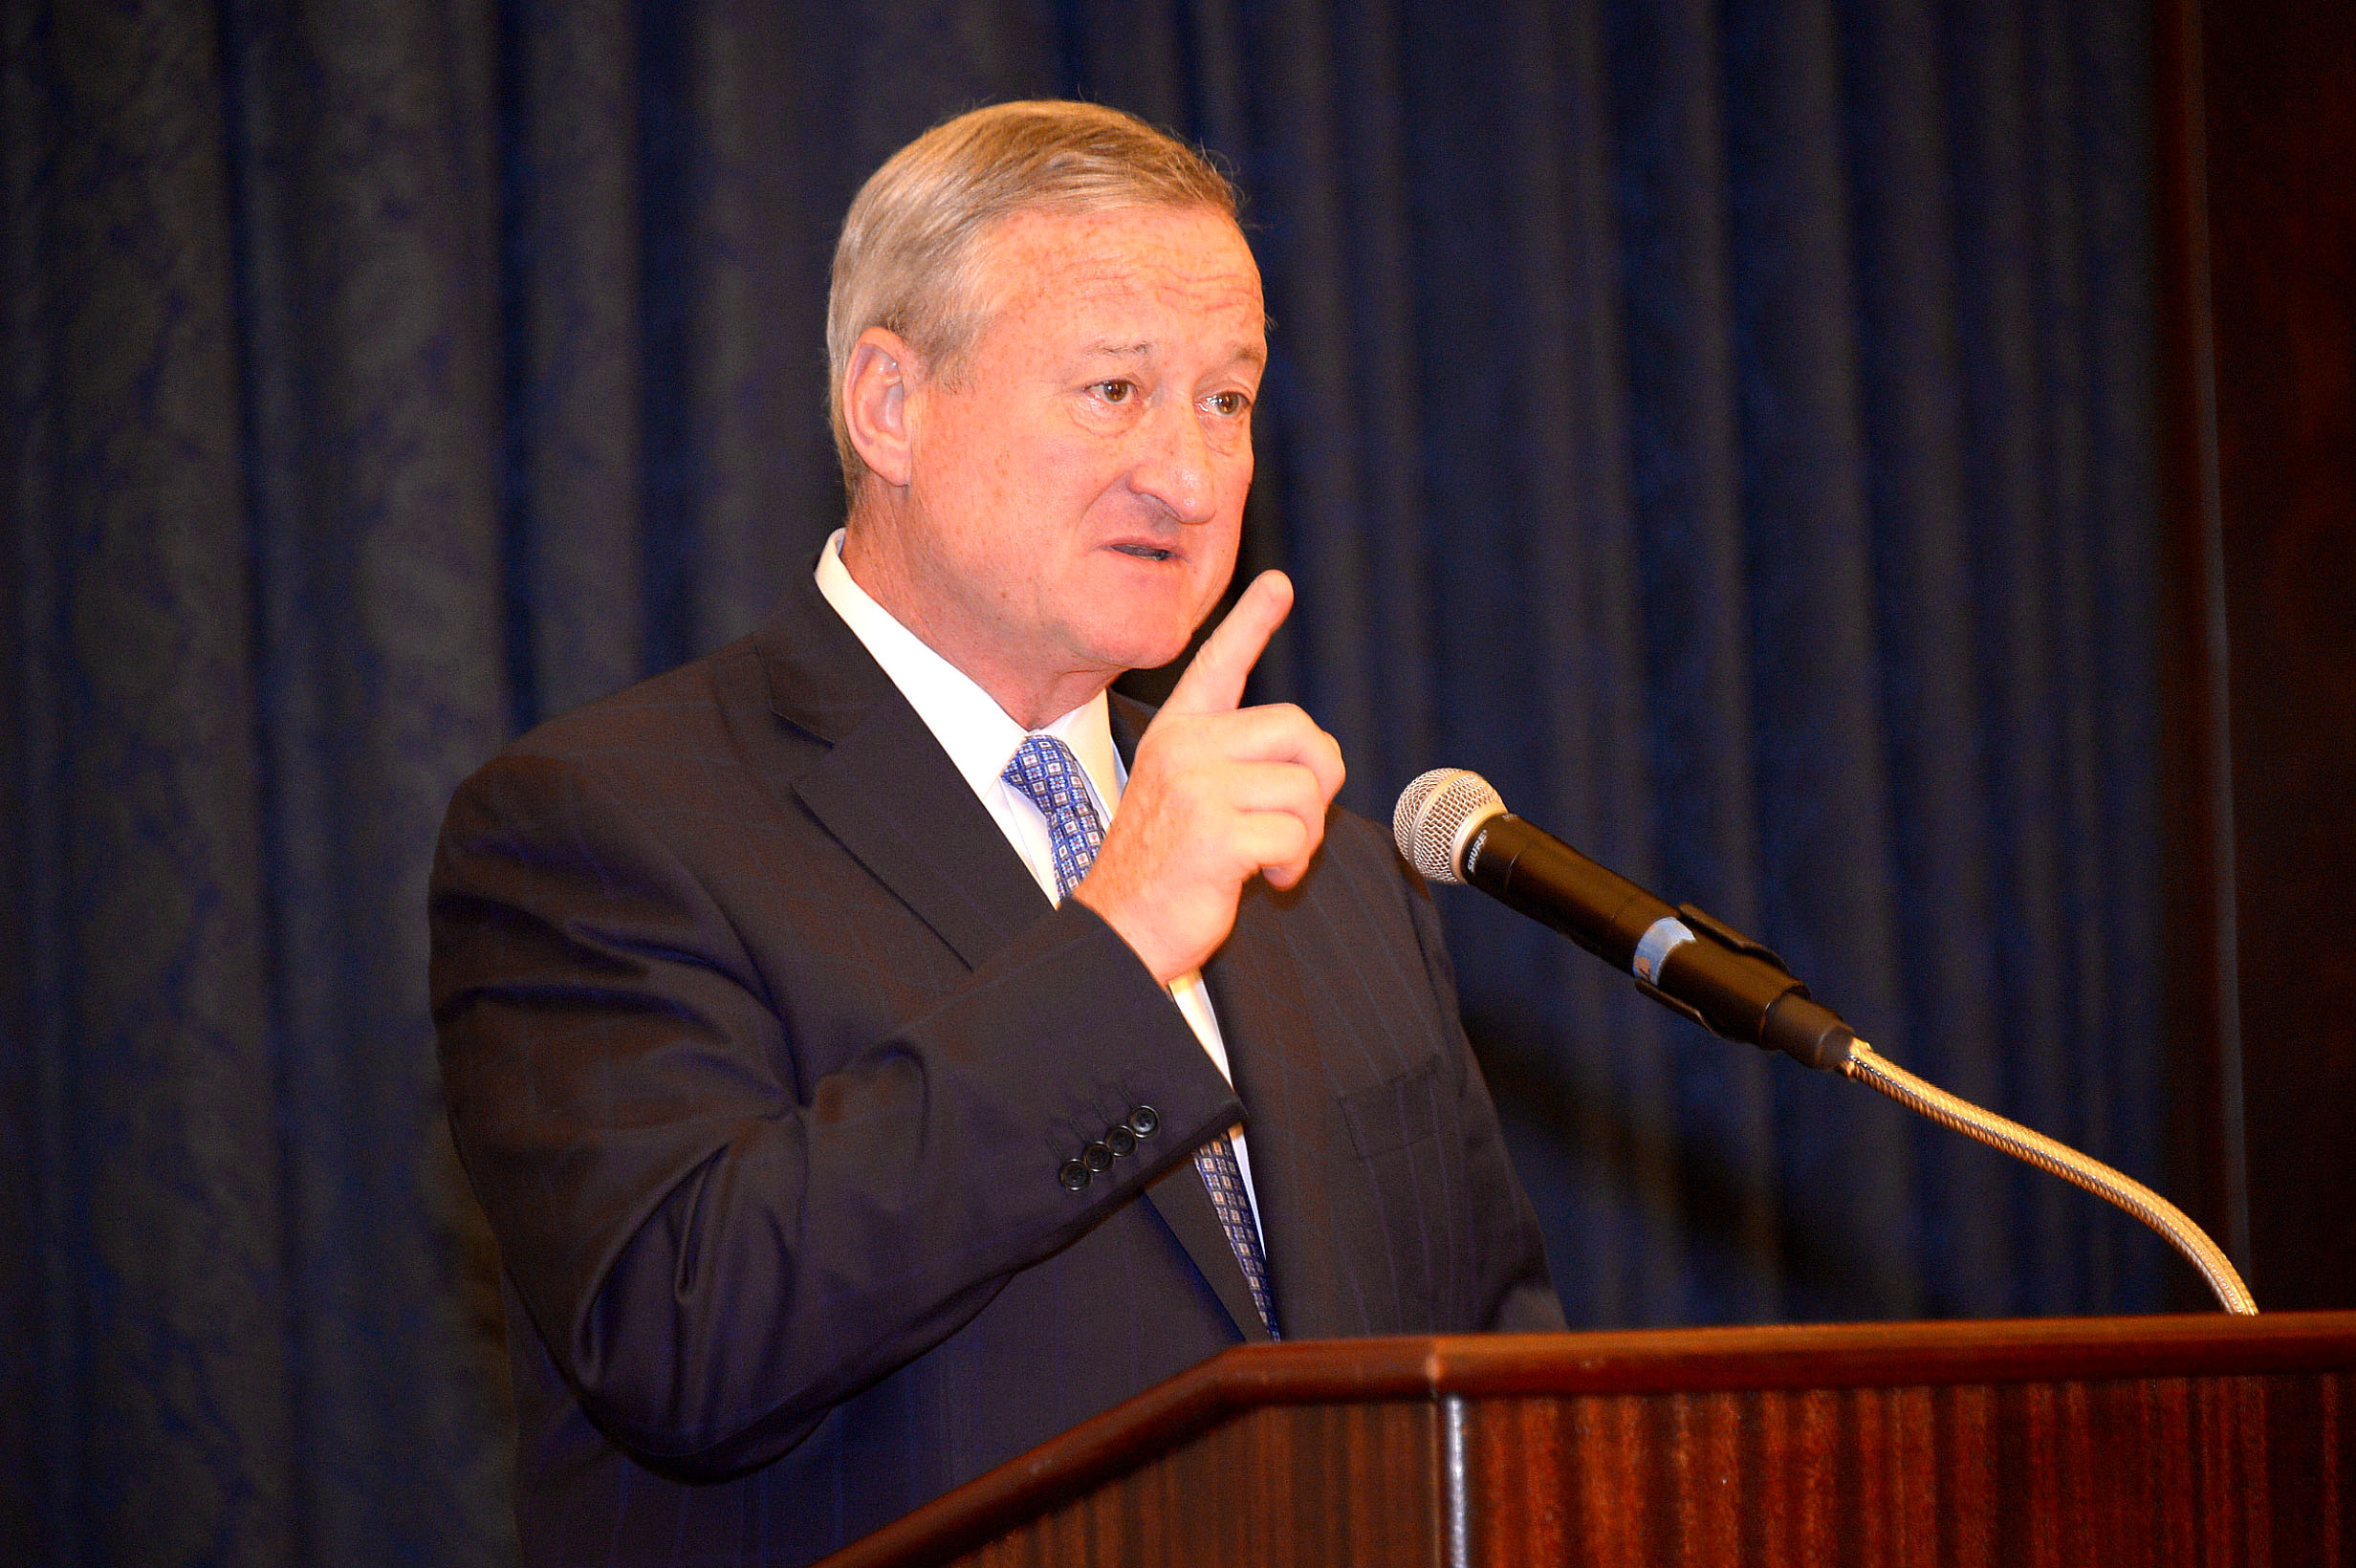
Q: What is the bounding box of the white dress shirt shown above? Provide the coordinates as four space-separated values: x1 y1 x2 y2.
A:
814 531 1262 1235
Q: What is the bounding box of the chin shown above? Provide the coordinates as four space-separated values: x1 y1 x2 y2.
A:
1076 581 1222 672
1083 629 1192 676
1067 605 1198 676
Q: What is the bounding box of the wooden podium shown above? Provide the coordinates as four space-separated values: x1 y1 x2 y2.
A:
817 1312 2356 1567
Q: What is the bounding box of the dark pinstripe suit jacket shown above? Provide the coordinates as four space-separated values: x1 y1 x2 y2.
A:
429 563 1562 1567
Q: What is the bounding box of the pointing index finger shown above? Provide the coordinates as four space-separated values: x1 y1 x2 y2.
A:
1161 571 1294 717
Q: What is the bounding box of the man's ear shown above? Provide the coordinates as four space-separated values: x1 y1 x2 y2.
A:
843 328 920 488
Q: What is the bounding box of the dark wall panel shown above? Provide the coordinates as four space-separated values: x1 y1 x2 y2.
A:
2204 0 2356 1311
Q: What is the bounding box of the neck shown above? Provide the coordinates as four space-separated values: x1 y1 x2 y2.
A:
840 491 1115 730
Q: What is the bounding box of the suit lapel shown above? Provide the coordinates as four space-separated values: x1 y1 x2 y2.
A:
757 566 1049 970
1203 882 1338 1341
1142 1163 1272 1343
789 708 1052 970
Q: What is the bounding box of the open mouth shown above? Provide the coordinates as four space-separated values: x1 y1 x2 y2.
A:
1108 543 1176 562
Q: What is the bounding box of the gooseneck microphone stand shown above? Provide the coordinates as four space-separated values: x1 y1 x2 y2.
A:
1395 768 2257 1316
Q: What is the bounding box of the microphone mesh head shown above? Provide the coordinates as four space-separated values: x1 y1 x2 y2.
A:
1392 768 1507 884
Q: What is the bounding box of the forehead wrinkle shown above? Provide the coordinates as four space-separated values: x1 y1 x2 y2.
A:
1013 267 1260 326
973 211 1266 373
1071 338 1266 376
1063 272 1261 318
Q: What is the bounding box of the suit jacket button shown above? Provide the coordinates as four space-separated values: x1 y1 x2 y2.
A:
1058 1159 1091 1191
1082 1141 1115 1173
1128 1106 1159 1138
1104 1123 1137 1158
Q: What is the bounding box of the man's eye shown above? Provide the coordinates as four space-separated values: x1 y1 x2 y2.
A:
1094 381 1135 403
1205 391 1250 417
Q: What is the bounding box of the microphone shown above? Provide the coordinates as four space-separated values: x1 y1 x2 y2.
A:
1393 769 1854 1072
1394 766 2261 1315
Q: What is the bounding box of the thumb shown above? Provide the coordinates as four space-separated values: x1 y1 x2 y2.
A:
1160 571 1294 717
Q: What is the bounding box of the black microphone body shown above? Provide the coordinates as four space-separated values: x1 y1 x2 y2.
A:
1463 815 1665 969
1397 770 2261 1315
1462 814 1856 1073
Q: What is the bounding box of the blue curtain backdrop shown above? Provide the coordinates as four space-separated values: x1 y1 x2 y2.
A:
3 0 2163 1562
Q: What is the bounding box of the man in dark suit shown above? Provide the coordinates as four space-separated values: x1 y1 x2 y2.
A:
430 101 1561 1567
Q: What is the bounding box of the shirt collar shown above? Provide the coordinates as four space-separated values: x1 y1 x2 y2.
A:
813 528 1124 813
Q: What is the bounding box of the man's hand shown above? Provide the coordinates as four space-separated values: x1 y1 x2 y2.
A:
1073 571 1347 985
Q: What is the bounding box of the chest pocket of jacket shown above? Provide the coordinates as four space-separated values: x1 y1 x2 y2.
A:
1335 1056 1467 1330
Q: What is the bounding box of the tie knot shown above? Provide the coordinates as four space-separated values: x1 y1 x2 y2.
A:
1002 734 1104 900
1002 734 1089 815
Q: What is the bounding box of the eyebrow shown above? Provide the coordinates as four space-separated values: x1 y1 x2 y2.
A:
1078 339 1270 367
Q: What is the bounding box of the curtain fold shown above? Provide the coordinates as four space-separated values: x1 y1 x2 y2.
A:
4 1 2164 1561
218 0 514 1560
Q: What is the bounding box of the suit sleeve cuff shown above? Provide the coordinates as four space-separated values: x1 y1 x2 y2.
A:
909 894 1242 1209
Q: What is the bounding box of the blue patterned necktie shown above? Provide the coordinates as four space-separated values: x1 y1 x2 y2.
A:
1001 733 1280 1339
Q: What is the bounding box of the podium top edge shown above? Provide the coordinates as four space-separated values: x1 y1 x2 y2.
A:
815 1312 2356 1568
1226 1309 2356 1402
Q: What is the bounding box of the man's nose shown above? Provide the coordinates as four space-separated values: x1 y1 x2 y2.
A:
1126 398 1219 525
